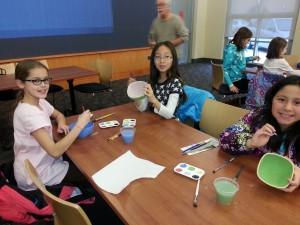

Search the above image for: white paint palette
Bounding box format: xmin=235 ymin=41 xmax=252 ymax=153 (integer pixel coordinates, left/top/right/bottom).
xmin=122 ymin=119 xmax=136 ymax=128
xmin=98 ymin=120 xmax=120 ymax=128
xmin=174 ymin=163 xmax=205 ymax=180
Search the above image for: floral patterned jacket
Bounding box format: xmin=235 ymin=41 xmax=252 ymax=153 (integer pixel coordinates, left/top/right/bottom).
xmin=219 ymin=110 xmax=299 ymax=166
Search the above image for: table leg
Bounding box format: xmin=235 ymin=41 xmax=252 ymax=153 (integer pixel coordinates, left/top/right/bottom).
xmin=67 ymin=79 xmax=77 ymax=114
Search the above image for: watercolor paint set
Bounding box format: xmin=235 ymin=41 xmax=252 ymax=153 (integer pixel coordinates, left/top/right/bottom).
xmin=122 ymin=119 xmax=136 ymax=128
xmin=98 ymin=120 xmax=120 ymax=128
xmin=174 ymin=163 xmax=205 ymax=180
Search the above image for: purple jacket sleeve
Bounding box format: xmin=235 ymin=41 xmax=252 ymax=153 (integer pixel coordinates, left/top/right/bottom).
xmin=219 ymin=111 xmax=256 ymax=154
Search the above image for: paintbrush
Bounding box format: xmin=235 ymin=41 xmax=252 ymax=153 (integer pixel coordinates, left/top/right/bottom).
xmin=212 ymin=157 xmax=237 ymax=173
xmin=107 ymin=132 xmax=121 ymax=141
xmin=193 ymin=178 xmax=201 ymax=207
xmin=92 ymin=112 xmax=115 ymax=122
xmin=233 ymin=165 xmax=245 ymax=182
xmin=182 ymin=138 xmax=213 ymax=155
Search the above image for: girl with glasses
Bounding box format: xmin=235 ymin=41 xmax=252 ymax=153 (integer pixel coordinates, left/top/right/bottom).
xmin=145 ymin=41 xmax=186 ymax=119
xmin=130 ymin=41 xmax=185 ymax=119
xmin=13 ymin=59 xmax=92 ymax=191
xmin=128 ymin=41 xmax=186 ymax=119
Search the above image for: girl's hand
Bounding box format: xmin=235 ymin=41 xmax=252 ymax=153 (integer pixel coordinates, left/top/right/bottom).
xmin=247 ymin=123 xmax=276 ymax=148
xmin=230 ymin=85 xmax=239 ymax=93
xmin=127 ymin=77 xmax=136 ymax=86
xmin=57 ymin=124 xmax=69 ymax=135
xmin=144 ymin=84 xmax=156 ymax=103
xmin=282 ymin=166 xmax=300 ymax=192
xmin=76 ymin=110 xmax=92 ymax=130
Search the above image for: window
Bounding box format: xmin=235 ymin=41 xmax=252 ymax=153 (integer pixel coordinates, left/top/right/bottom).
xmin=225 ymin=0 xmax=300 ymax=62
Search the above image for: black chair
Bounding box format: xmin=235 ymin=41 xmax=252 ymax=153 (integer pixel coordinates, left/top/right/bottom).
xmin=74 ymin=58 xmax=112 ymax=111
xmin=38 ymin=60 xmax=64 ymax=108
xmin=48 ymin=84 xmax=64 ymax=107
xmin=74 ymin=58 xmax=112 ymax=94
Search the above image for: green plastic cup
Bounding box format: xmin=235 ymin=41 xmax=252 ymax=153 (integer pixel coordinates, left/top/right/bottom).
xmin=213 ymin=177 xmax=239 ymax=205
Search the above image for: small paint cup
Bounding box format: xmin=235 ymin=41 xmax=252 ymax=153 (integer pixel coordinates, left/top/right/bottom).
xmin=134 ymin=96 xmax=148 ymax=112
xmin=127 ymin=81 xmax=148 ymax=112
xmin=213 ymin=177 xmax=239 ymax=205
xmin=120 ymin=127 xmax=136 ymax=144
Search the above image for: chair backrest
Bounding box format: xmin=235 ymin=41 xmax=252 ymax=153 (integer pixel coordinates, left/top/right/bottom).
xmin=38 ymin=60 xmax=49 ymax=69
xmin=283 ymin=55 xmax=300 ymax=69
xmin=246 ymin=71 xmax=284 ymax=109
xmin=95 ymin=58 xmax=112 ymax=83
xmin=0 ymin=63 xmax=15 ymax=75
xmin=199 ymin=99 xmax=249 ymax=138
xmin=211 ymin=62 xmax=224 ymax=91
xmin=24 ymin=159 xmax=92 ymax=225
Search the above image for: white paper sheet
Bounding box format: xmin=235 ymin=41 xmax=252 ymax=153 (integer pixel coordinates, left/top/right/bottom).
xmin=92 ymin=150 xmax=165 ymax=194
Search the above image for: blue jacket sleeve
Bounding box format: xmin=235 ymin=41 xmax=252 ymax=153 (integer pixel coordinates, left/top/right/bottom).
xmin=223 ymin=45 xmax=234 ymax=87
xmin=175 ymin=86 xmax=215 ymax=123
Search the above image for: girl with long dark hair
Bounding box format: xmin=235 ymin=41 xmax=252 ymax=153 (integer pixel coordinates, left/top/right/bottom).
xmin=220 ymin=76 xmax=300 ymax=192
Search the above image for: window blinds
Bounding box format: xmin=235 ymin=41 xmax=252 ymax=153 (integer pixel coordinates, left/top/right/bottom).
xmin=226 ymin=0 xmax=300 ymax=39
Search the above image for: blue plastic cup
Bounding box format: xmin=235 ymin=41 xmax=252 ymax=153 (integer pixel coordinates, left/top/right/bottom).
xmin=120 ymin=127 xmax=136 ymax=144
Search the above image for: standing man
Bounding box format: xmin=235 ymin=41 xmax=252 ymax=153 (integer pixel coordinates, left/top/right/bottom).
xmin=148 ymin=0 xmax=189 ymax=58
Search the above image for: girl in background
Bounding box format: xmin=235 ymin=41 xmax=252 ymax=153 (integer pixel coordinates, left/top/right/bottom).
xmin=145 ymin=41 xmax=186 ymax=119
xmin=220 ymin=76 xmax=300 ymax=192
xmin=13 ymin=60 xmax=92 ymax=191
xmin=263 ymin=37 xmax=300 ymax=76
xmin=223 ymin=27 xmax=260 ymax=94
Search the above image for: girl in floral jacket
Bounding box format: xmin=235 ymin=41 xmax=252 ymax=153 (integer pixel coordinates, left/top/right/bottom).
xmin=220 ymin=76 xmax=300 ymax=192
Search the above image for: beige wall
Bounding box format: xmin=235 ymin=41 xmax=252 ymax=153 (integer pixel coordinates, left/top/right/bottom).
xmin=192 ymin=0 xmax=300 ymax=60
xmin=191 ymin=0 xmax=207 ymax=58
xmin=192 ymin=0 xmax=227 ymax=59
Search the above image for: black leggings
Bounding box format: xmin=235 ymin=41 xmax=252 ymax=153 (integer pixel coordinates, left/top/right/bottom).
xmin=61 ymin=155 xmax=92 ymax=191
xmin=233 ymin=78 xmax=249 ymax=93
xmin=219 ymin=78 xmax=249 ymax=95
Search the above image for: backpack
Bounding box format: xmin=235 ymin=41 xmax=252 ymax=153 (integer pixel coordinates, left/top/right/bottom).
xmin=0 ymin=164 xmax=95 ymax=224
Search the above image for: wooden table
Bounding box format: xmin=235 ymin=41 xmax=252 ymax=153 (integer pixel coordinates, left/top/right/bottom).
xmin=0 ymin=66 xmax=98 ymax=114
xmin=66 ymin=103 xmax=300 ymax=225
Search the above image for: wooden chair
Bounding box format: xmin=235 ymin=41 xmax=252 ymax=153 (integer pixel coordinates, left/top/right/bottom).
xmin=0 ymin=63 xmax=18 ymax=101
xmin=0 ymin=63 xmax=15 ymax=75
xmin=283 ymin=55 xmax=300 ymax=69
xmin=211 ymin=61 xmax=224 ymax=91
xmin=24 ymin=159 xmax=92 ymax=225
xmin=199 ymin=99 xmax=249 ymax=138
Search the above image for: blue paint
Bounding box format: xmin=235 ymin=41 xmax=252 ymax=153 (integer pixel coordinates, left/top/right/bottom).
xmin=120 ymin=128 xmax=135 ymax=144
